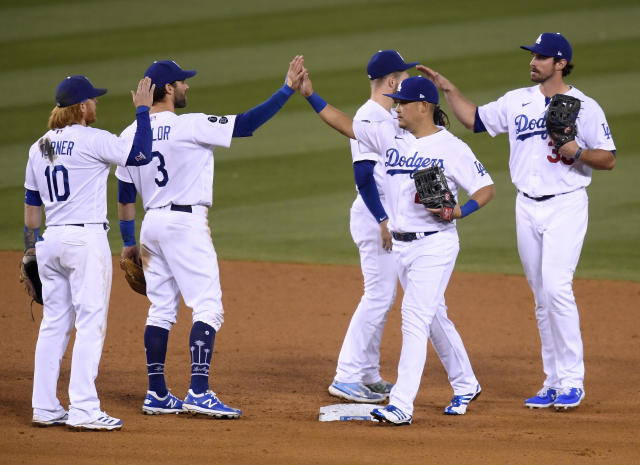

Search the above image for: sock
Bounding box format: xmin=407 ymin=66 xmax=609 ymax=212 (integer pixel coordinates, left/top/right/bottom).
xmin=189 ymin=321 xmax=216 ymax=394
xmin=144 ymin=325 xmax=169 ymax=397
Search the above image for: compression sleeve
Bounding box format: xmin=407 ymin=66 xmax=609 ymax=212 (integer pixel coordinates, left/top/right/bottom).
xmin=232 ymin=85 xmax=295 ymax=137
xmin=126 ymin=106 xmax=153 ymax=166
xmin=354 ymin=160 xmax=388 ymax=223
xmin=473 ymin=107 xmax=487 ymax=133
xmin=118 ymin=180 xmax=137 ymax=204
xmin=25 ymin=189 xmax=43 ymax=206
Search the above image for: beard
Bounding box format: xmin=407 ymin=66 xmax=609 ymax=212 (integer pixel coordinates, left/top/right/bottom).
xmin=530 ymin=68 xmax=553 ymax=84
xmin=174 ymin=93 xmax=187 ymax=108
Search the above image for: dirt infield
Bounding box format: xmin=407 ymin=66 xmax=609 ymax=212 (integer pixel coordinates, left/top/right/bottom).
xmin=1 ymin=250 xmax=638 ymax=464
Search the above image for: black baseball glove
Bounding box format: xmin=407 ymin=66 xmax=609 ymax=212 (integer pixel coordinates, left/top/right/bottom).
xmin=545 ymin=94 xmax=581 ymax=150
xmin=20 ymin=253 xmax=43 ymax=305
xmin=414 ymin=166 xmax=456 ymax=221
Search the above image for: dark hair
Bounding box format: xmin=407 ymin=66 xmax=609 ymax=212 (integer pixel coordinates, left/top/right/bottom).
xmin=554 ymin=57 xmax=574 ymax=77
xmin=153 ymin=82 xmax=175 ymax=104
xmin=433 ymin=105 xmax=450 ymax=129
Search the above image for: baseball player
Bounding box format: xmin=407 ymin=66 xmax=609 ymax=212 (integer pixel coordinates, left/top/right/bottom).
xmin=329 ymin=51 xmax=484 ymax=416
xmin=421 ymin=33 xmax=616 ymax=410
xmin=116 ymin=57 xmax=306 ymax=418
xmin=300 ymin=73 xmax=495 ymax=425
xmin=26 ymin=75 xmax=155 ymax=430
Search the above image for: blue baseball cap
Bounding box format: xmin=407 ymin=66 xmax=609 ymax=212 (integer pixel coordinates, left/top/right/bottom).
xmin=521 ymin=32 xmax=572 ymax=62
xmin=145 ymin=60 xmax=197 ymax=87
xmin=383 ymin=76 xmax=439 ymax=104
xmin=367 ymin=50 xmax=418 ymax=80
xmin=55 ymin=75 xmax=107 ymax=108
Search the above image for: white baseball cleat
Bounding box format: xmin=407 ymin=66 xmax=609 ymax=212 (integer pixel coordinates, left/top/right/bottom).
xmin=371 ymin=404 xmax=412 ymax=426
xmin=68 ymin=412 xmax=123 ymax=431
xmin=444 ymin=384 xmax=482 ymax=415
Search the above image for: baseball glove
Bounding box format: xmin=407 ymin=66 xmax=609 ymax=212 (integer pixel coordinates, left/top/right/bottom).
xmin=20 ymin=253 xmax=43 ymax=305
xmin=545 ymin=94 xmax=581 ymax=150
xmin=119 ymin=257 xmax=146 ymax=295
xmin=414 ymin=166 xmax=456 ymax=221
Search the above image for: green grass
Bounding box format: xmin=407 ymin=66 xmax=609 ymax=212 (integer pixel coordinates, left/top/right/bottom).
xmin=2 ymin=0 xmax=639 ymax=281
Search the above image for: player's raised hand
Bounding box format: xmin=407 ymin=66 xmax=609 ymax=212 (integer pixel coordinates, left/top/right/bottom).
xmin=131 ymin=77 xmax=155 ymax=108
xmin=286 ymin=55 xmax=306 ymax=91
xmin=300 ymin=72 xmax=314 ymax=98
xmin=417 ymin=65 xmax=455 ymax=92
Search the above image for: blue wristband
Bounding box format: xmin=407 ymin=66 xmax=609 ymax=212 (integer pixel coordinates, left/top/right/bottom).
xmin=460 ymin=199 xmax=479 ymax=218
xmin=120 ymin=219 xmax=136 ymax=246
xmin=306 ymin=92 xmax=327 ymax=113
xmin=574 ymin=147 xmax=583 ymax=160
xmin=136 ymin=105 xmax=149 ymax=114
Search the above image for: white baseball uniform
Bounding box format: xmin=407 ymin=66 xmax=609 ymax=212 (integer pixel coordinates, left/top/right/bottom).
xmin=115 ymin=111 xmax=236 ymax=332
xmin=336 ymin=100 xmax=481 ymax=396
xmin=26 ymin=124 xmax=135 ymax=426
xmin=478 ymin=85 xmax=615 ymax=390
xmin=352 ymin=120 xmax=493 ymax=415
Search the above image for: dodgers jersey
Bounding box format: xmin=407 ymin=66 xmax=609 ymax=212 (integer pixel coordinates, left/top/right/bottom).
xmin=353 ymin=121 xmax=493 ymax=233
xmin=351 ymin=100 xmax=415 ymax=200
xmin=24 ymin=124 xmax=132 ymax=225
xmin=115 ymin=111 xmax=236 ymax=209
xmin=478 ymin=85 xmax=615 ymax=196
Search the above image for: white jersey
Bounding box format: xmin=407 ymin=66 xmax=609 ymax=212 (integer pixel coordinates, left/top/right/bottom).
xmin=478 ymin=85 xmax=615 ymax=196
xmin=351 ymin=100 xmax=415 ymax=199
xmin=24 ymin=124 xmax=132 ymax=226
xmin=353 ymin=121 xmax=493 ymax=233
xmin=115 ymin=111 xmax=236 ymax=209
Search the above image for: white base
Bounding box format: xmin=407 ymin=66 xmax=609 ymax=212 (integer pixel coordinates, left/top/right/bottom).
xmin=318 ymin=403 xmax=381 ymax=422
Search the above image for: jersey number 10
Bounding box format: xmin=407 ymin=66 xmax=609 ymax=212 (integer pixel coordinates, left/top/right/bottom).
xmin=44 ymin=165 xmax=70 ymax=201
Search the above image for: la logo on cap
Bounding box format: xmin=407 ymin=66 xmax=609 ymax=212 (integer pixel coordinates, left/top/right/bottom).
xmin=419 ymin=93 xmax=425 ymax=98
xmin=397 ymin=81 xmax=403 ymax=92
xmin=536 ymin=34 xmax=542 ymax=44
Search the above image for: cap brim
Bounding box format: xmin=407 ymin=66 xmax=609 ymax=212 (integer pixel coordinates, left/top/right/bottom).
xmin=401 ymin=61 xmax=419 ymax=70
xmin=520 ymin=45 xmax=553 ymax=57
xmin=90 ymin=88 xmax=108 ymax=98
xmin=182 ymin=70 xmax=197 ymax=80
xmin=383 ymin=92 xmax=417 ymax=101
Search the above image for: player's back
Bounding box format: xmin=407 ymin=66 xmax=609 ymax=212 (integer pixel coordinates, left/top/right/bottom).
xmin=116 ymin=111 xmax=235 ymax=210
xmin=25 ymin=125 xmax=128 ymax=226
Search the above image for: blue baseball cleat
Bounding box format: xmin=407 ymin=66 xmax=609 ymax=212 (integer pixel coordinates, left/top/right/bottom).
xmin=554 ymin=387 xmax=585 ymax=410
xmin=328 ymin=381 xmax=386 ymax=403
xmin=182 ymin=390 xmax=241 ymax=419
xmin=525 ymin=387 xmax=558 ymax=409
xmin=142 ymin=390 xmax=184 ymax=415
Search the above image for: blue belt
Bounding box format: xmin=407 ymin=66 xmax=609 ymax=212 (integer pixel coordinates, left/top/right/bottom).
xmin=392 ymin=231 xmax=438 ymax=242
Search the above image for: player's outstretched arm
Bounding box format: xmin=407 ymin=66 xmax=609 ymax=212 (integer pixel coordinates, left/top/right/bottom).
xmin=231 ymin=55 xmax=306 ymax=138
xmin=417 ymin=65 xmax=477 ymax=131
xmin=299 ymin=72 xmax=356 ymax=139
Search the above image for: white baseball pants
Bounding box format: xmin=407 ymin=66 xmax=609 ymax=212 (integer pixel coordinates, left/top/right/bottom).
xmin=32 ymin=224 xmax=112 ymax=425
xmin=388 ymin=229 xmax=463 ymax=415
xmin=140 ymin=207 xmax=224 ymax=332
xmin=516 ymin=188 xmax=588 ymax=389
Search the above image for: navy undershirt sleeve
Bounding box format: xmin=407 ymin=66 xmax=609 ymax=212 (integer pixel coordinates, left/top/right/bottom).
xmin=473 ymin=107 xmax=487 ymax=133
xmin=354 ymin=160 xmax=388 ymax=223
xmin=25 ymin=189 xmax=42 ymax=206
xmin=118 ymin=180 xmax=137 ymax=204
xmin=232 ymin=84 xmax=294 ymax=137
xmin=126 ymin=106 xmax=153 ymax=166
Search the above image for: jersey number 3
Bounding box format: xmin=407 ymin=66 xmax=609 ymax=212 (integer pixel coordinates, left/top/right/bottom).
xmin=152 ymin=151 xmax=169 ymax=187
